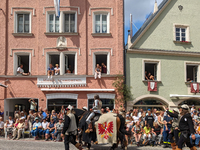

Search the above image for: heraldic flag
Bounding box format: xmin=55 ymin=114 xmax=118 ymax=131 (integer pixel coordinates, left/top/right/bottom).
xmin=54 ymin=0 xmax=60 ymax=17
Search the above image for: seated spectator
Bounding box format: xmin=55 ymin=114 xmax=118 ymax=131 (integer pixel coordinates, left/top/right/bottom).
xmin=145 ymin=71 xmax=149 ymax=80
xmin=142 ymin=123 xmax=151 ymax=146
xmin=54 ymin=64 xmax=60 ymax=75
xmin=132 ymin=121 xmax=142 ymax=146
xmin=101 ymin=63 xmax=107 ymax=73
xmin=12 ymin=118 xmax=25 ymax=140
xmin=4 ymin=119 xmax=13 ymax=136
xmin=47 ymin=63 xmax=54 ymax=78
xmin=132 ymin=112 xmax=139 ymax=124
xmin=51 ymin=110 xmax=57 ymax=123
xmin=24 ymin=120 xmax=29 ymax=131
xmin=54 ymin=118 xmax=64 ymax=142
xmin=94 ymin=64 xmax=101 ymax=79
xmin=31 ymin=117 xmax=42 ymax=140
xmin=190 ymin=121 xmax=200 ymax=147
xmin=0 ymin=117 xmax=4 ymax=136
xmin=20 ymin=111 xmax=26 ymax=120
xmin=38 ymin=111 xmax=44 ymax=122
xmin=27 ymin=110 xmax=34 ymax=131
xmin=41 ymin=118 xmax=48 ymax=139
xmin=193 ymin=111 xmax=199 ymax=125
xmin=45 ymin=119 xmax=56 ymax=141
xmin=8 ymin=116 xmax=14 ymax=126
xmin=152 ymin=122 xmax=162 ymax=146
xmin=17 ymin=64 xmax=30 ymax=76
xmin=147 ymin=73 xmax=154 ymax=80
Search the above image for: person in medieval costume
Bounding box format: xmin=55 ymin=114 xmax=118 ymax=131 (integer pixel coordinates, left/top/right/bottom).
xmin=86 ymin=94 xmax=102 ymax=124
xmin=163 ymin=106 xmax=180 ymax=150
xmin=175 ymin=104 xmax=196 ymax=150
xmin=61 ymin=105 xmax=82 ymax=150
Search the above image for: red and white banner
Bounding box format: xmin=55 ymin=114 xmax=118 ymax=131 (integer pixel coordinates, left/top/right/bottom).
xmin=148 ymin=81 xmax=157 ymax=92
xmin=191 ymin=83 xmax=199 ymax=93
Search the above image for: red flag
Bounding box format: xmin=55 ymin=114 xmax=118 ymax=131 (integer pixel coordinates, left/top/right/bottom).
xmin=191 ymin=83 xmax=199 ymax=93
xmin=148 ymin=81 xmax=157 ymax=92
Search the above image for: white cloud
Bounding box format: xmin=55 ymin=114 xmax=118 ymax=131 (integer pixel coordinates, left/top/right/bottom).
xmin=125 ymin=0 xmax=163 ymax=27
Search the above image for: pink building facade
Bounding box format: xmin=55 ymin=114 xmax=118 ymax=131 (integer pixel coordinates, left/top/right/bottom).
xmin=0 ymin=0 xmax=124 ymax=119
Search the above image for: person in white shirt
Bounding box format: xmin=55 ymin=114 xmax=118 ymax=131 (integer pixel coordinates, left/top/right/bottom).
xmin=132 ymin=112 xmax=139 ymax=123
xmin=17 ymin=64 xmax=30 ymax=76
xmin=40 ymin=119 xmax=48 ymax=139
xmin=0 ymin=117 xmax=4 ymax=136
xmin=8 ymin=116 xmax=14 ymax=126
xmin=54 ymin=64 xmax=60 ymax=76
xmin=29 ymin=99 xmax=37 ymax=112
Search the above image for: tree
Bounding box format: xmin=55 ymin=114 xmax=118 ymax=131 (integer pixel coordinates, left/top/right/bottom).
xmin=112 ymin=74 xmax=133 ymax=107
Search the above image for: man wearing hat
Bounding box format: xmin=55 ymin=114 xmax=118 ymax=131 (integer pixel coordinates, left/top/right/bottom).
xmin=163 ymin=106 xmax=180 ymax=150
xmin=31 ymin=117 xmax=42 ymax=140
xmin=61 ymin=105 xmax=82 ymax=150
xmin=86 ymin=94 xmax=102 ymax=124
xmin=165 ymin=104 xmax=196 ymax=150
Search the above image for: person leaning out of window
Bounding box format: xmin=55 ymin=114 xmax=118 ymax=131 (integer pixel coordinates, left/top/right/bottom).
xmin=94 ymin=64 xmax=101 ymax=79
xmin=17 ymin=64 xmax=30 ymax=76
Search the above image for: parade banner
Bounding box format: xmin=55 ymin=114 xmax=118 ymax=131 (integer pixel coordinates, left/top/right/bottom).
xmin=148 ymin=81 xmax=157 ymax=92
xmin=191 ymin=83 xmax=199 ymax=93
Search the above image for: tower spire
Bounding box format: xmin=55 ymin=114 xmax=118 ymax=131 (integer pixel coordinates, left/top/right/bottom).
xmin=153 ymin=0 xmax=158 ymax=14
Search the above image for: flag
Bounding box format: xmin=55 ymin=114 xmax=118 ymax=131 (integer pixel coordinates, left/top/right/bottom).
xmin=148 ymin=81 xmax=157 ymax=92
xmin=191 ymin=83 xmax=199 ymax=93
xmin=54 ymin=0 xmax=60 ymax=17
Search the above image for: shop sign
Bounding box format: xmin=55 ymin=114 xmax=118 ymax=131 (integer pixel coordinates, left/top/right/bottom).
xmin=37 ymin=77 xmax=86 ymax=88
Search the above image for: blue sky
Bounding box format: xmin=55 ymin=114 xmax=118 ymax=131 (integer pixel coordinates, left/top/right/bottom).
xmin=124 ymin=0 xmax=163 ymax=44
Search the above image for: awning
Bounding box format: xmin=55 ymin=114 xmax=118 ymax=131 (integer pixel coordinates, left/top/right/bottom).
xmin=41 ymin=89 xmax=115 ymax=92
xmin=170 ymin=94 xmax=200 ymax=98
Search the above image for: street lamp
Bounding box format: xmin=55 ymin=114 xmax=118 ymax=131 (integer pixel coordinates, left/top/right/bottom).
xmin=0 ymin=83 xmax=7 ymax=88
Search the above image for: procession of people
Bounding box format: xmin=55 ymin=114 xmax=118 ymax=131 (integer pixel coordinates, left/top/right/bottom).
xmin=0 ymin=95 xmax=199 ymax=150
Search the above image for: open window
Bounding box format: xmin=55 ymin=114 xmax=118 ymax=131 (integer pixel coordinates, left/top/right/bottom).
xmin=144 ymin=63 xmax=157 ymax=81
xmin=186 ymin=65 xmax=197 ymax=82
xmin=49 ymin=54 xmax=60 ymax=68
xmin=65 ymin=54 xmax=75 ymax=74
xmin=17 ymin=55 xmax=29 ymax=73
xmin=95 ymin=54 xmax=107 ymax=74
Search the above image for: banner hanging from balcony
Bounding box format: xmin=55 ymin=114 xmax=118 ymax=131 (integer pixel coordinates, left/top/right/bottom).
xmin=191 ymin=83 xmax=199 ymax=93
xmin=54 ymin=0 xmax=60 ymax=17
xmin=37 ymin=77 xmax=86 ymax=88
xmin=148 ymin=81 xmax=157 ymax=92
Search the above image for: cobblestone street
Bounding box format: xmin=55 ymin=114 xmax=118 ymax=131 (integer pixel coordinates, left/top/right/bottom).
xmin=0 ymin=138 xmax=198 ymax=150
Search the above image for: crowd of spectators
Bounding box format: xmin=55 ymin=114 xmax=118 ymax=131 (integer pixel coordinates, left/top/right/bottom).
xmin=124 ymin=105 xmax=200 ymax=148
xmin=0 ymin=100 xmax=65 ymax=142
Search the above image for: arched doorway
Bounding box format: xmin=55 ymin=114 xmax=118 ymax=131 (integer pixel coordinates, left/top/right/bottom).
xmin=133 ymin=98 xmax=167 ymax=111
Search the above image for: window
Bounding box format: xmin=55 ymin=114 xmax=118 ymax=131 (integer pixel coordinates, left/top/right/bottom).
xmin=14 ymin=52 xmax=31 ymax=75
xmin=173 ymin=24 xmax=190 ymax=42
xmin=48 ymin=99 xmax=77 ymax=113
xmin=144 ymin=63 xmax=157 ymax=81
xmin=143 ymin=60 xmax=161 ymax=81
xmin=49 ymin=54 xmax=60 ymax=67
xmin=93 ymin=13 xmax=109 ymax=33
xmin=16 ymin=14 xmax=30 ymax=33
xmin=175 ymin=28 xmax=186 ymax=41
xmin=48 ymin=14 xmax=60 ymax=32
xmin=186 ymin=65 xmax=198 ymax=82
xmin=46 ymin=52 xmax=77 ymax=75
xmin=88 ymin=99 xmax=114 ymax=110
xmin=64 ymin=13 xmax=75 ymax=32
xmin=65 ymin=54 xmax=75 ymax=74
xmin=17 ymin=56 xmax=29 ymax=73
xmin=95 ymin=55 xmax=107 ymax=74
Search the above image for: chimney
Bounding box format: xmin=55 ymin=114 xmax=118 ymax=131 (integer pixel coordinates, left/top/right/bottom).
xmin=153 ymin=0 xmax=158 ymax=14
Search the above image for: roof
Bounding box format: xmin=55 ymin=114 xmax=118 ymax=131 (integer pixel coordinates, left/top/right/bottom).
xmin=131 ymin=0 xmax=170 ymax=44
